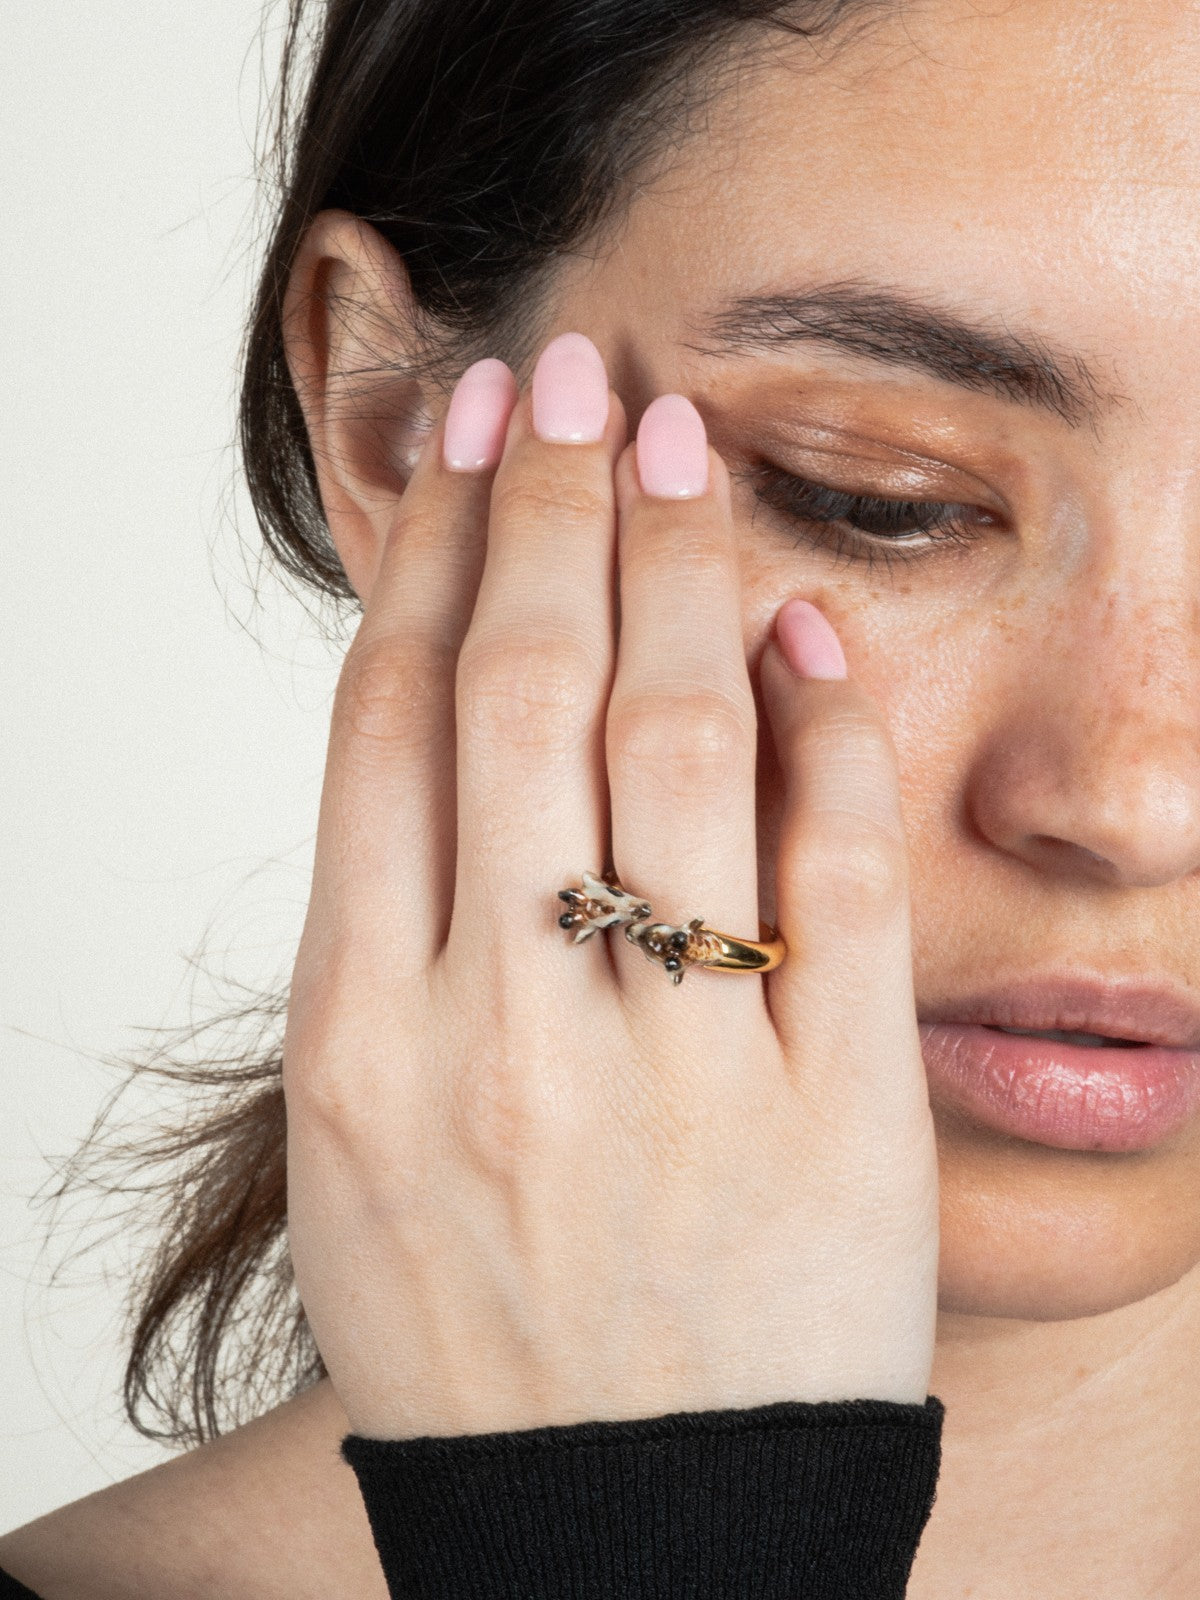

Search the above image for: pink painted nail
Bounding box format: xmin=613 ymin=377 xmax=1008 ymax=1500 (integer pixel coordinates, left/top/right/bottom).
xmin=442 ymin=358 xmax=518 ymax=471
xmin=775 ymin=599 xmax=847 ymax=680
xmin=636 ymin=393 xmax=709 ymax=498
xmin=531 ymin=332 xmax=610 ymax=443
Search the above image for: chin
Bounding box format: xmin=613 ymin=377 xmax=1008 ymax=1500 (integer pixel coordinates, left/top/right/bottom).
xmin=931 ymin=1104 xmax=1200 ymax=1322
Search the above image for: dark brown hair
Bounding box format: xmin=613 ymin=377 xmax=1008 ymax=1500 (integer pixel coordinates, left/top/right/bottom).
xmin=72 ymin=0 xmax=884 ymax=1447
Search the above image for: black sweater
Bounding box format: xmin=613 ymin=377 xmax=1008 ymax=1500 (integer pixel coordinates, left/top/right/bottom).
xmin=0 ymin=1393 xmax=944 ymax=1598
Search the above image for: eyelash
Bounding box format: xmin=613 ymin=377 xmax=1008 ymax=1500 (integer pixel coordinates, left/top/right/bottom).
xmin=750 ymin=464 xmax=996 ymax=571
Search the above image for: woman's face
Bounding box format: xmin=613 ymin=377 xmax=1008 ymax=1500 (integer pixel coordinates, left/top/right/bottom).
xmin=539 ymin=0 xmax=1200 ymax=1326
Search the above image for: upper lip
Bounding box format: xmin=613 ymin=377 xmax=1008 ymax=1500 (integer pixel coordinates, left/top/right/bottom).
xmin=918 ymin=975 xmax=1200 ymax=1050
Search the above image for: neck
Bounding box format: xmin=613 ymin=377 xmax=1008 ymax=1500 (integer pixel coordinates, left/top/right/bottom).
xmin=0 ymin=1380 xmax=387 ymax=1600
xmin=909 ymin=1265 xmax=1200 ymax=1597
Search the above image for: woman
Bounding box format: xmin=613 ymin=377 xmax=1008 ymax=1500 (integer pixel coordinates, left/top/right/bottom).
xmin=5 ymin=0 xmax=1200 ymax=1592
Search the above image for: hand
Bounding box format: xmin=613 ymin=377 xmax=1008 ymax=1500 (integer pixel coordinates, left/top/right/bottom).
xmin=282 ymin=332 xmax=940 ymax=1441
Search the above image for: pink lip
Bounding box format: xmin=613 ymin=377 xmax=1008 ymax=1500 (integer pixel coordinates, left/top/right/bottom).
xmin=919 ymin=1023 xmax=1200 ymax=1151
xmin=918 ymin=975 xmax=1200 ymax=1051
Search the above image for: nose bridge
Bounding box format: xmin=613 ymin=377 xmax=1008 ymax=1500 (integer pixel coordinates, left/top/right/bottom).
xmin=964 ymin=293 xmax=1200 ymax=886
xmin=1074 ymin=566 xmax=1200 ymax=716
xmin=1055 ymin=398 xmax=1200 ymax=684
xmin=1081 ymin=446 xmax=1200 ymax=676
xmin=970 ymin=526 xmax=1200 ymax=888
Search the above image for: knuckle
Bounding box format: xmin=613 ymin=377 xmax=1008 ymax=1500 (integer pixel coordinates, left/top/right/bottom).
xmin=284 ymin=1049 xmax=358 ymax=1139
xmin=794 ymin=694 xmax=899 ymax=782
xmin=624 ymin=524 xmax=730 ymax=585
xmin=794 ymin=825 xmax=909 ymax=923
xmin=389 ymin=504 xmax=445 ymax=555
xmin=609 ymin=689 xmax=754 ymax=798
xmin=823 ymin=702 xmax=897 ymax=765
xmin=448 ymin=1077 xmax=529 ymax=1173
xmin=447 ymin=1051 xmax=582 ymax=1177
xmin=282 ymin=1006 xmax=369 ymax=1145
xmin=337 ymin=637 xmax=444 ymax=752
xmin=281 ymin=953 xmax=373 ymax=1137
xmin=457 ymin=632 xmax=599 ymax=751
xmin=491 ymin=474 xmax=610 ymax=533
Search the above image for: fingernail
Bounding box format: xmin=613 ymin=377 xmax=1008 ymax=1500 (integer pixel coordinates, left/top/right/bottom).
xmin=531 ymin=332 xmax=610 ymax=443
xmin=442 ymin=358 xmax=518 ymax=471
xmin=775 ymin=599 xmax=847 ymax=680
xmin=636 ymin=394 xmax=709 ymax=498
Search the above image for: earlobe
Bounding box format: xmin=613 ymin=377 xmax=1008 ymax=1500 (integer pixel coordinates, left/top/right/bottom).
xmin=281 ymin=208 xmax=431 ymax=604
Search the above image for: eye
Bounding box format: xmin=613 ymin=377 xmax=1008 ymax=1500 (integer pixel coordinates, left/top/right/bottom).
xmin=750 ymin=464 xmax=1000 ymax=568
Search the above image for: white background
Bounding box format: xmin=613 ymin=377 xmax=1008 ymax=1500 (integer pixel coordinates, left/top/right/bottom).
xmin=2 ymin=1 xmax=348 ymax=1529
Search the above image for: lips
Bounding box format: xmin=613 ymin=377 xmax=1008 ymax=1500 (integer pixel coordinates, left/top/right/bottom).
xmin=917 ymin=976 xmax=1200 ymax=1152
xmin=918 ymin=1025 xmax=1200 ymax=1151
xmin=989 ymin=1025 xmax=1142 ymax=1048
xmin=918 ymin=975 xmax=1200 ymax=1051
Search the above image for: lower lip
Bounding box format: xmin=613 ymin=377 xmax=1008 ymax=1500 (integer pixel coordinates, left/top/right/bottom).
xmin=918 ymin=1023 xmax=1200 ymax=1152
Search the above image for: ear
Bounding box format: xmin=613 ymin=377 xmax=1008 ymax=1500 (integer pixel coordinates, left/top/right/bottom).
xmin=282 ymin=209 xmax=433 ymax=604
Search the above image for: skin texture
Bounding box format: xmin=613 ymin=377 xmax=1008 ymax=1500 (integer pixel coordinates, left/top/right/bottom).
xmin=0 ymin=1381 xmax=387 ymax=1600
xmin=6 ymin=0 xmax=1200 ymax=1594
xmin=274 ymin=345 xmax=941 ymax=1449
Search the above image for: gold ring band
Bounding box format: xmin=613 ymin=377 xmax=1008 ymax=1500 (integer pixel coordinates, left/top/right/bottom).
xmin=556 ymin=871 xmax=786 ymax=986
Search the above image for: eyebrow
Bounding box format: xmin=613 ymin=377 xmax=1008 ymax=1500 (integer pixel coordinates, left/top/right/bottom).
xmin=689 ymin=280 xmax=1120 ymax=428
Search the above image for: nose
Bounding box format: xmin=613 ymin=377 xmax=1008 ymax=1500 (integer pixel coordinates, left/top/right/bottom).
xmin=966 ymin=581 xmax=1200 ymax=889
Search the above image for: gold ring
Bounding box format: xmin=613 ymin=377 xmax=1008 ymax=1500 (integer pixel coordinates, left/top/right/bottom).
xmin=556 ymin=871 xmax=786 ymax=986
